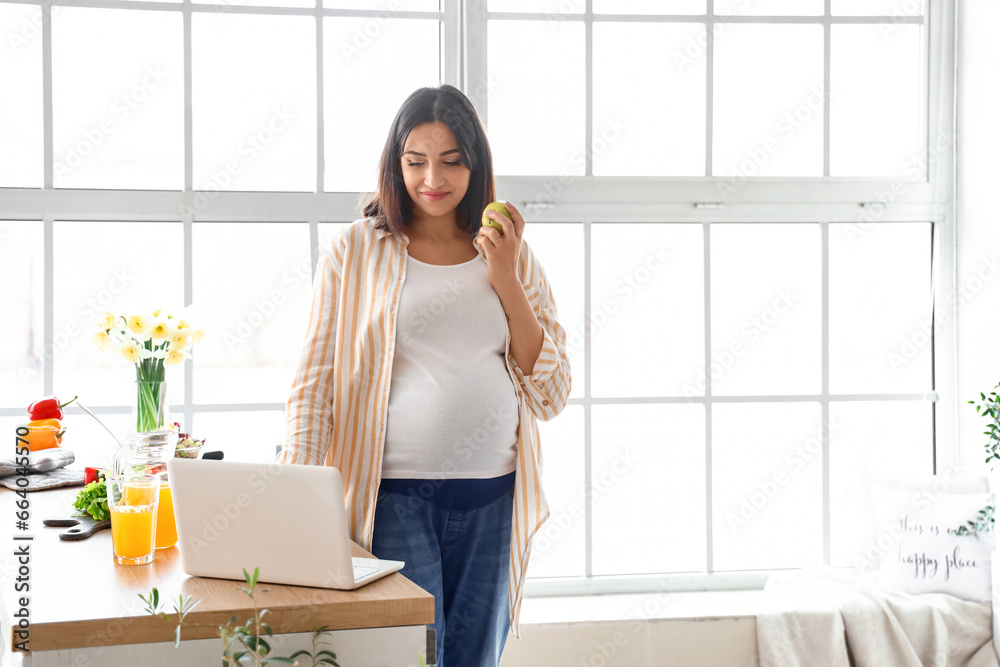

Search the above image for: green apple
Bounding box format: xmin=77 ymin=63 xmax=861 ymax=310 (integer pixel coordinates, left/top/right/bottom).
xmin=481 ymin=202 xmax=510 ymax=236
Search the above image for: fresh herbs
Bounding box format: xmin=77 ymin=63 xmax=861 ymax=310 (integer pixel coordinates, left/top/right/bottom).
xmin=141 ymin=567 xmax=340 ymax=666
xmin=72 ymin=479 xmax=109 ymax=521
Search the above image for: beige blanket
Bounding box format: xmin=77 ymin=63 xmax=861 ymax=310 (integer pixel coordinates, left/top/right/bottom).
xmin=757 ymin=567 xmax=999 ymax=667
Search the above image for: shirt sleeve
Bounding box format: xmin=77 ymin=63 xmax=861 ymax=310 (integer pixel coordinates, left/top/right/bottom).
xmin=509 ymin=242 xmax=572 ymax=422
xmin=276 ymin=241 xmax=344 ymax=465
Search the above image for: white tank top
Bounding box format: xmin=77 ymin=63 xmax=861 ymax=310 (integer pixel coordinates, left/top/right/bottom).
xmin=381 ymin=251 xmax=520 ymax=479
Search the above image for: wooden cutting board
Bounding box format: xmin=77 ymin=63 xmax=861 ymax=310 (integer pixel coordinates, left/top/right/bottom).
xmin=43 ymin=513 xmax=111 ymax=541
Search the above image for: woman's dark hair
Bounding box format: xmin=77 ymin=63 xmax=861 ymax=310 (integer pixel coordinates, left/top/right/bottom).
xmin=361 ymin=84 xmax=496 ymax=238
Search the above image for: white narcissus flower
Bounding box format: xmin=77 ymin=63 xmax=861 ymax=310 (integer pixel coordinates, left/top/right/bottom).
xmin=99 ymin=312 xmax=116 ymax=330
xmin=171 ymin=331 xmax=191 ymax=351
xmin=93 ymin=331 xmax=110 ymax=349
xmin=139 ymin=346 xmax=154 ymax=360
xmin=127 ymin=315 xmax=148 ymax=336
xmin=192 ymin=329 xmax=206 ymax=344
xmin=176 ymin=319 xmax=190 ymax=330
xmin=152 ymin=308 xmax=163 ymax=317
xmin=150 ymin=319 xmax=170 ymax=340
xmin=164 ymin=349 xmax=189 ymax=366
xmin=121 ymin=343 xmax=141 ymax=363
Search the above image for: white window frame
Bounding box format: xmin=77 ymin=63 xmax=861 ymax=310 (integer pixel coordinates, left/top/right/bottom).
xmin=0 ymin=0 xmax=956 ymax=597
xmin=464 ymin=0 xmax=956 ymax=596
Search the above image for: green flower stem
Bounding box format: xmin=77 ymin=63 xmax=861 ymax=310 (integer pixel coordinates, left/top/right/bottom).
xmin=136 ymin=339 xmax=168 ymax=432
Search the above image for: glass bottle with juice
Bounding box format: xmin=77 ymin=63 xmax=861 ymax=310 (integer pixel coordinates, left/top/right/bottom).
xmin=122 ymin=430 xmax=178 ymax=549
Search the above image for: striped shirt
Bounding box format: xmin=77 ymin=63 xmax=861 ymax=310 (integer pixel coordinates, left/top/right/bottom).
xmin=276 ymin=216 xmax=572 ymax=638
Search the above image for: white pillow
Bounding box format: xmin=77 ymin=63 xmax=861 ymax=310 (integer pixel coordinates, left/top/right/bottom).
xmin=851 ymin=469 xmax=990 ymax=571
xmin=868 ymin=483 xmax=994 ymax=602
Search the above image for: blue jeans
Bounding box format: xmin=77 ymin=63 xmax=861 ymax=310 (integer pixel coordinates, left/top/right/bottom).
xmin=371 ymin=474 xmax=515 ymax=667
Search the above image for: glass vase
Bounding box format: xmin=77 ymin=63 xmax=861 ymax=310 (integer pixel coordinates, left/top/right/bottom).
xmin=134 ymin=380 xmax=167 ymax=433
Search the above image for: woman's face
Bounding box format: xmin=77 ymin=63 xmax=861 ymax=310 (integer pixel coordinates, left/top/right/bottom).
xmin=400 ymin=121 xmax=471 ymax=224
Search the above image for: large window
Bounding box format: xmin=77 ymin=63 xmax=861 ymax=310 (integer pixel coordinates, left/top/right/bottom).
xmin=0 ymin=0 xmax=953 ymax=594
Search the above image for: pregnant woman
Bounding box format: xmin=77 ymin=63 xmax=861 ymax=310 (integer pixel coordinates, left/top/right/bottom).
xmin=277 ymin=83 xmax=571 ymax=666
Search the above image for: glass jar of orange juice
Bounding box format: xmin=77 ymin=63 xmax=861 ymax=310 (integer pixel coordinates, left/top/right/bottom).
xmin=122 ymin=430 xmax=178 ymax=550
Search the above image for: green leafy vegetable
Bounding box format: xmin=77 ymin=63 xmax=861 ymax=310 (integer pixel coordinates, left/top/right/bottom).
xmin=73 ymin=480 xmax=109 ymax=521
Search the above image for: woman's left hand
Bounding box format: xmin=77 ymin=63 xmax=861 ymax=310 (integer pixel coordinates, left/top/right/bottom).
xmin=477 ymin=201 xmax=524 ymax=288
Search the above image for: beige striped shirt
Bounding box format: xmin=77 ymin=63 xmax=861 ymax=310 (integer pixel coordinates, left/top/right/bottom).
xmin=276 ymin=216 xmax=572 ymax=638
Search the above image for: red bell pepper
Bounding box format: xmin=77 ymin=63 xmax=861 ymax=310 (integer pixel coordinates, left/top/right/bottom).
xmin=27 ymin=395 xmax=77 ymax=421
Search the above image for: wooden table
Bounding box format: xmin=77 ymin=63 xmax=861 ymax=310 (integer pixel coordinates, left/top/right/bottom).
xmin=0 ymin=485 xmax=435 ymax=667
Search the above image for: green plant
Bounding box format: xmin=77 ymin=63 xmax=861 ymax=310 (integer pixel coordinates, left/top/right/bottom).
xmin=140 ymin=567 xmax=338 ymax=666
xmin=955 ymin=385 xmax=1000 ymax=538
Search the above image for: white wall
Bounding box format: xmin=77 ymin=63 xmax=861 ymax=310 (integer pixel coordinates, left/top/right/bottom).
xmin=957 ymin=0 xmax=1000 ymax=472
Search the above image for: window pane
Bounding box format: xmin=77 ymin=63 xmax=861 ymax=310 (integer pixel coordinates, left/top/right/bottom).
xmin=323 ymin=17 xmax=439 ymax=193
xmin=487 ymin=0 xmax=582 ymax=13
xmin=594 ymin=0 xmax=705 ymax=14
xmin=53 ymin=222 xmax=184 ymax=407
xmin=713 ymin=24 xmax=824 ymax=177
xmin=193 ymin=223 xmax=312 ymax=405
xmin=833 ymin=0 xmax=924 ymax=16
xmin=516 ymin=224 xmax=584 ymax=398
xmin=0 ymin=5 xmax=43 ymax=188
xmin=592 ymin=223 xmax=703 ymax=398
xmin=829 ymin=222 xmax=932 ymax=394
xmin=715 ymin=0 xmax=822 ymax=14
xmin=593 ymin=404 xmax=706 ymax=575
xmin=710 ymin=224 xmax=821 ymax=396
xmin=593 ymin=22 xmax=706 ymax=177
xmin=0 ymin=222 xmax=43 ymax=405
xmin=488 ymin=20 xmax=585 ymax=176
xmin=52 ymin=8 xmax=183 ymax=190
xmin=195 ymin=410 xmax=286 ymax=463
xmin=193 ymin=15 xmax=316 ymax=192
xmin=829 ymin=400 xmax=932 ymax=568
xmin=325 ymin=0 xmax=439 ymax=9
xmin=527 ymin=405 xmax=585 ymax=578
xmin=830 ymin=24 xmax=924 ymax=177
xmin=713 ymin=402 xmax=823 ymax=571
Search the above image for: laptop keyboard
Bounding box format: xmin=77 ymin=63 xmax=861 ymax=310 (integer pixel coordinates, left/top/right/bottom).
xmin=354 ymin=564 xmax=380 ymax=580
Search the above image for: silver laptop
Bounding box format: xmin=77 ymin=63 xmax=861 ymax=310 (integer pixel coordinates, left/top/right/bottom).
xmin=166 ymin=458 xmax=404 ymax=589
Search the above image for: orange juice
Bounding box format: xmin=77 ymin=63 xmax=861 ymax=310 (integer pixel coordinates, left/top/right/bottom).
xmin=121 ymin=483 xmax=157 ymax=505
xmin=111 ymin=506 xmax=157 ymax=564
xmin=154 ymin=483 xmax=177 ymax=549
